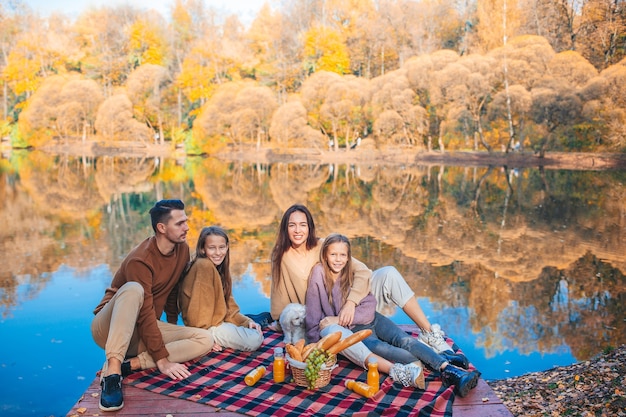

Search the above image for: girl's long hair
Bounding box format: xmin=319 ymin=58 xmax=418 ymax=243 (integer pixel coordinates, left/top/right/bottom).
xmin=319 ymin=233 xmax=354 ymax=307
xmin=195 ymin=226 xmax=232 ymax=302
xmin=271 ymin=204 xmax=318 ymax=288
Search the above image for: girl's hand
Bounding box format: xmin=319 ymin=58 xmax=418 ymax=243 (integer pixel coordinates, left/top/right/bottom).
xmin=212 ymin=343 xmax=224 ymax=352
xmin=338 ymin=301 xmax=356 ymax=326
xmin=319 ymin=316 xmax=339 ymax=329
xmin=249 ymin=321 xmax=262 ymax=334
xmin=268 ymin=320 xmax=281 ymax=332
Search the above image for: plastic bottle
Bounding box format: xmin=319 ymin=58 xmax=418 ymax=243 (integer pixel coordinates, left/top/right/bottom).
xmin=273 ymin=347 xmax=285 ymax=383
xmin=345 ymin=379 xmax=375 ymax=398
xmin=367 ymin=357 xmax=380 ymax=391
xmin=244 ymin=365 xmax=266 ymax=386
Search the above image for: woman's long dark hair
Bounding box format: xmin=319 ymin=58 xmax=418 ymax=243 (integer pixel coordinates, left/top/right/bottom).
xmin=319 ymin=233 xmax=354 ymax=306
xmin=270 ymin=204 xmax=318 ymax=288
xmin=195 ymin=226 xmax=232 ymax=302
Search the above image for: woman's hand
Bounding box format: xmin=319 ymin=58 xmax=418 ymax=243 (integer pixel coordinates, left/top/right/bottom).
xmin=338 ymin=301 xmax=356 ymax=327
xmin=319 ymin=316 xmax=339 ymax=330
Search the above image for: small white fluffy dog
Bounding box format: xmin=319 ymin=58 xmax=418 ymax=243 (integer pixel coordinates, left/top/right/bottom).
xmin=279 ymin=303 xmax=306 ymax=344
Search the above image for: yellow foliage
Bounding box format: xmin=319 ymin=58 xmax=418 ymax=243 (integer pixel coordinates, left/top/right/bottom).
xmin=177 ymin=47 xmax=218 ymax=103
xmin=129 ymin=19 xmax=167 ymax=66
xmin=303 ymin=26 xmax=351 ymax=75
xmin=3 ymin=45 xmax=44 ymax=96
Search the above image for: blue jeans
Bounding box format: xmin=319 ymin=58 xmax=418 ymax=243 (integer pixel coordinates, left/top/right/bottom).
xmin=352 ymin=312 xmax=447 ymax=371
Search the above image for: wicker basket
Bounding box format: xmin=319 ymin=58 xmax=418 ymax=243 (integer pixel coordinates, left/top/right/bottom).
xmin=286 ymin=353 xmax=337 ymax=389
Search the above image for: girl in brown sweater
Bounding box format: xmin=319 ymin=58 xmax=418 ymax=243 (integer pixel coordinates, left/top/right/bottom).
xmin=179 ymin=226 xmax=263 ymax=352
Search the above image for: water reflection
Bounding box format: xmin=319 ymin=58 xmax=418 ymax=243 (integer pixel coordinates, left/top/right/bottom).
xmin=1 ymin=150 xmax=624 ymax=365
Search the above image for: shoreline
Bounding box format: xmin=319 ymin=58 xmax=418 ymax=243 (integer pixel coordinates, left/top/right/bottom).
xmin=489 ymin=344 xmax=626 ymax=415
xmin=17 ymin=141 xmax=626 ymax=170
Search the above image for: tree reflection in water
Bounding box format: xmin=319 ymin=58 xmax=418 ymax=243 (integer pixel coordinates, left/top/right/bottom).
xmin=1 ymin=151 xmax=624 ymax=378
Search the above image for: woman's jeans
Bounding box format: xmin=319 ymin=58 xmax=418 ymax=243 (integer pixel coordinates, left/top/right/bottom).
xmin=353 ymin=312 xmax=447 ymax=371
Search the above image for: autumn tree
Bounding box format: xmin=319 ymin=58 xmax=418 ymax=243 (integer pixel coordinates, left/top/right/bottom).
xmin=168 ymin=0 xmax=210 ymax=125
xmin=370 ymin=69 xmax=428 ymax=148
xmin=246 ymin=4 xmax=291 ymax=95
xmin=472 ymin=0 xmax=524 ymax=52
xmin=319 ymin=75 xmax=370 ymax=150
xmin=3 ymin=11 xmax=75 ymax=116
xmin=192 ymin=82 xmax=277 ymax=151
xmin=520 ymin=0 xmax=576 ymax=52
xmin=302 ymin=25 xmax=351 ymax=75
xmin=530 ymin=78 xmax=583 ymax=152
xmin=576 ymin=0 xmax=626 ymax=70
xmin=128 ymin=15 xmax=168 ymax=67
xmin=269 ymin=100 xmax=326 ymax=148
xmin=94 ymin=94 xmax=152 ymax=142
xmin=587 ymin=59 xmax=626 ymax=150
xmin=125 ymin=64 xmax=170 ymax=143
xmin=0 ymin=1 xmax=26 ymax=120
xmin=230 ymin=85 xmax=278 ymax=150
xmin=73 ymin=6 xmax=141 ymax=95
xmin=18 ymin=74 xmax=103 ymax=144
xmin=442 ymin=53 xmax=499 ymax=151
xmin=176 ymin=14 xmax=249 ymax=117
xmin=406 ymin=50 xmax=461 ymax=151
xmin=487 ymin=84 xmax=532 ymax=150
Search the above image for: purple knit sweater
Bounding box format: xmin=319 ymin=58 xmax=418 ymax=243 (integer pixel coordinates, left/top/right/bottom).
xmin=305 ymin=263 xmax=376 ymax=342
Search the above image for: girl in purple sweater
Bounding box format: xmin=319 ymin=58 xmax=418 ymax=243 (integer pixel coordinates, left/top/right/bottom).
xmin=305 ymin=233 xmax=481 ymax=397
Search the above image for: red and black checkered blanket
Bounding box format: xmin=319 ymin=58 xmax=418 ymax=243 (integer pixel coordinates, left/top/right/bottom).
xmin=124 ymin=330 xmax=455 ymax=417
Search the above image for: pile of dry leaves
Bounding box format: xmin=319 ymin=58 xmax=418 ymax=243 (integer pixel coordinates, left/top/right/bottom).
xmin=489 ymin=345 xmax=626 ymax=416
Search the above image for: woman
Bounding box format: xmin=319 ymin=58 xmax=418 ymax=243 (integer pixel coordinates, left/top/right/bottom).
xmin=305 ymin=233 xmax=481 ymax=397
xmin=179 ymin=226 xmax=263 ymax=352
xmin=270 ymin=204 xmax=467 ymax=364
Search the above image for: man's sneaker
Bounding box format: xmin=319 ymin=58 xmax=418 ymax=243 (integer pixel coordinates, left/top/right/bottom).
xmin=418 ymin=324 xmax=453 ymax=353
xmin=99 ymin=374 xmax=124 ymax=411
xmin=121 ymin=360 xmax=134 ymax=377
xmin=389 ymin=362 xmax=425 ymax=389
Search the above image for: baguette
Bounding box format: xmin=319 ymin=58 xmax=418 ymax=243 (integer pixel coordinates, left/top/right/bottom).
xmin=301 ymin=343 xmax=317 ymax=361
xmin=316 ymin=331 xmax=342 ymax=351
xmin=285 ymin=343 xmax=303 ymax=361
xmin=326 ymin=329 xmax=373 ymax=355
xmin=294 ymin=338 xmax=305 ymax=356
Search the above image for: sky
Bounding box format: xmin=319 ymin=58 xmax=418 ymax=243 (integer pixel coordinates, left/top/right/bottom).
xmin=21 ymin=0 xmax=268 ymax=23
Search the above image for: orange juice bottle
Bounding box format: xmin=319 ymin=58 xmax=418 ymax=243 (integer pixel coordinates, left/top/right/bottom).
xmin=367 ymin=357 xmax=380 ymax=391
xmin=273 ymin=347 xmax=285 ymax=383
xmin=345 ymin=379 xmax=375 ymax=398
xmin=245 ymin=365 xmax=266 ymax=386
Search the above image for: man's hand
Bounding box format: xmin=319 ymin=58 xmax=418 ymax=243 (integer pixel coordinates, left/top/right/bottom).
xmin=338 ymin=301 xmax=356 ymax=326
xmin=156 ymin=358 xmax=191 ymax=380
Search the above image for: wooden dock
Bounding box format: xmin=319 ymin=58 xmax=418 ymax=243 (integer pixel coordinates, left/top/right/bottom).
xmin=68 ymin=324 xmax=513 ymax=417
xmin=67 ymin=374 xmax=512 ymax=416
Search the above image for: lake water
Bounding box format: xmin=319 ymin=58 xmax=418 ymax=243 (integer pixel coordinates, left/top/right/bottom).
xmin=1 ymin=150 xmax=624 ymax=417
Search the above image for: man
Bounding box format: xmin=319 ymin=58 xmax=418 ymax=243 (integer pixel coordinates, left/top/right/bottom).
xmin=91 ymin=199 xmax=214 ymax=411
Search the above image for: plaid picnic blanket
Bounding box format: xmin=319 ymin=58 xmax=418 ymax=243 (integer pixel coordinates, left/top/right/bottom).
xmin=124 ymin=330 xmax=455 ymax=417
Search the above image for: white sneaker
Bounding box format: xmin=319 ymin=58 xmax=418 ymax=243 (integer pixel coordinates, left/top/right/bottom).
xmin=389 ymin=362 xmax=425 ymax=389
xmin=407 ymin=361 xmax=425 ymax=389
xmin=389 ymin=363 xmax=412 ymax=387
xmin=418 ymin=324 xmax=453 ymax=354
